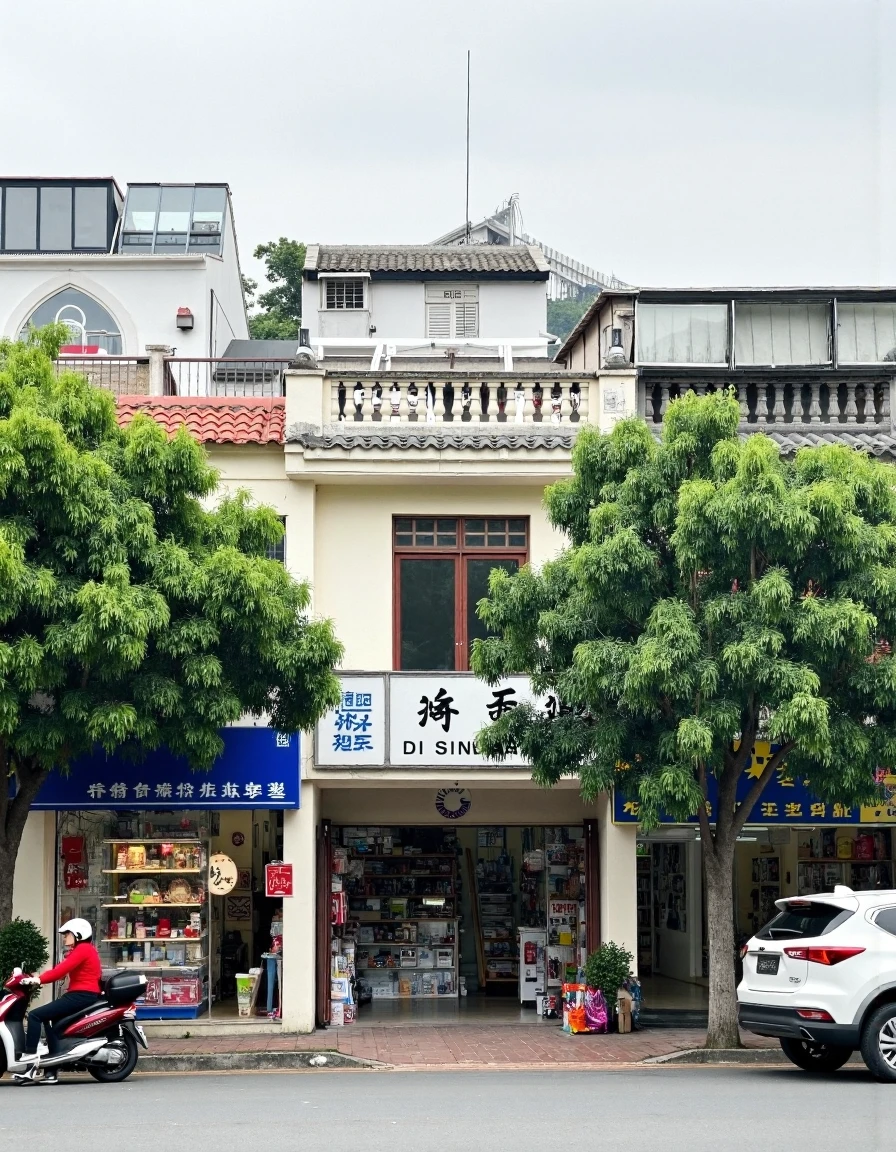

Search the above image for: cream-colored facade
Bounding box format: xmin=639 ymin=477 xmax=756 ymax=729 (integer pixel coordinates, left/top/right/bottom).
xmin=12 ymin=355 xmax=642 ymax=1033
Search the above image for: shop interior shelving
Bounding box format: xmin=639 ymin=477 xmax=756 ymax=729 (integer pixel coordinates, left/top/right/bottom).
xmin=342 ymin=839 xmax=460 ymax=1001
xmin=102 ymin=837 xmax=210 ymax=1019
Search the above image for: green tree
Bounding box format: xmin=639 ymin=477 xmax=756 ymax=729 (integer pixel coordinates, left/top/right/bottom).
xmin=245 ymin=238 xmax=306 ymax=340
xmin=0 ymin=325 xmax=343 ymax=926
xmin=547 ymin=289 xmax=598 ymax=344
xmin=472 ymin=391 xmax=896 ymax=1048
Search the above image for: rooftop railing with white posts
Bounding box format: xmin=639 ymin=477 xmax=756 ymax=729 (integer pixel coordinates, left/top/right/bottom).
xmin=329 ymin=374 xmax=588 ymax=424
xmin=310 ymin=337 xmax=554 ymax=371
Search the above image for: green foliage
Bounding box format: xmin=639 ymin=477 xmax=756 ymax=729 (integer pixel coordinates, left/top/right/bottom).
xmin=0 ymin=918 xmax=49 ymax=996
xmin=584 ymin=941 xmax=633 ymax=998
xmin=0 ymin=327 xmax=343 ymax=918
xmin=245 ymin=238 xmax=306 ymax=341
xmin=547 ymin=290 xmax=598 ymax=344
xmin=472 ymin=390 xmax=896 ymax=825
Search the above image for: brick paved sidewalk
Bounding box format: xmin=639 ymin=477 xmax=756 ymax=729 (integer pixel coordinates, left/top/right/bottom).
xmin=145 ymin=1025 xmax=776 ymax=1068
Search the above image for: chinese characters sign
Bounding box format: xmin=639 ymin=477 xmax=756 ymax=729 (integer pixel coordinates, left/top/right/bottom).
xmin=265 ymin=863 xmax=294 ymax=898
xmin=29 ymin=727 xmax=300 ymax=810
xmin=208 ymin=853 xmax=238 ymax=896
xmin=613 ymin=743 xmax=896 ymax=825
xmin=316 ymin=677 xmax=387 ymax=766
xmin=316 ymin=675 xmax=544 ymax=767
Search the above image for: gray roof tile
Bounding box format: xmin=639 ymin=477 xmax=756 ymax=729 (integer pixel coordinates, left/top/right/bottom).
xmin=286 ymin=423 xmax=576 ymax=451
xmin=306 ymin=244 xmax=549 ymax=276
xmin=766 ymin=429 xmax=896 ymax=457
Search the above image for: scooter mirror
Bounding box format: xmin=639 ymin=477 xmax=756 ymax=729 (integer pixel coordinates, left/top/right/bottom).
xmin=12 ymin=967 xmax=21 ymax=976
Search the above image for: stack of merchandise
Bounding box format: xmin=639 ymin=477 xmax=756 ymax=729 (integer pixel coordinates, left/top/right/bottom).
xmin=330 ymin=938 xmax=357 ymax=1025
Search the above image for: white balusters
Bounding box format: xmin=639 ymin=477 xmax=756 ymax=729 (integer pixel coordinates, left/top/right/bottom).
xmin=844 ymin=382 xmax=858 ymax=423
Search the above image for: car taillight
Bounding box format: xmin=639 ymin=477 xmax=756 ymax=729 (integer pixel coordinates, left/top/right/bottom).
xmin=795 ymin=1008 xmax=834 ymax=1022
xmin=784 ymin=946 xmax=866 ymax=965
xmin=740 ymin=944 xmax=749 ymax=960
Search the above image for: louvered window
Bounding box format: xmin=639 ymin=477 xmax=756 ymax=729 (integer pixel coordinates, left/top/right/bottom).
xmin=425 ymin=284 xmax=479 ymax=339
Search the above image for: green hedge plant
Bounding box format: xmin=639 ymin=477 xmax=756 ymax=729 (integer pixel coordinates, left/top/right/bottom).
xmin=584 ymin=941 xmax=634 ymax=1001
xmin=0 ymin=918 xmax=49 ymax=1001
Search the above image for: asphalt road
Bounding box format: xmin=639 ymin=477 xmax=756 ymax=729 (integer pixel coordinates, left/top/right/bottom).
xmin=0 ymin=1066 xmax=893 ymax=1150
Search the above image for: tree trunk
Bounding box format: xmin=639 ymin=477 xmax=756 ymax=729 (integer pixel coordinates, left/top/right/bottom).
xmin=704 ymin=838 xmax=741 ymax=1049
xmin=0 ymin=843 xmax=16 ymax=930
xmin=0 ymin=762 xmax=50 ymax=930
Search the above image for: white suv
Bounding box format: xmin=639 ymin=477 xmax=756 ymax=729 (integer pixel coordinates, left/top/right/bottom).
xmin=738 ymin=885 xmax=896 ymax=1080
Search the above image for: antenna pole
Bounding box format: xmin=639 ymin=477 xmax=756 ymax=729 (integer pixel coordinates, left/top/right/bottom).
xmin=465 ymin=50 xmax=471 ymax=242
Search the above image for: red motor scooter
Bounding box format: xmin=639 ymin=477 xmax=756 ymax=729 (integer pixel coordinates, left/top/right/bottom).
xmin=0 ymin=968 xmax=149 ymax=1083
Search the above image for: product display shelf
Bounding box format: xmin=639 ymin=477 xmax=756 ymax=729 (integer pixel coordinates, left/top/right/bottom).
xmin=335 ymin=828 xmax=462 ymax=1010
xmin=104 ymin=836 xmax=210 ymax=1020
xmin=102 ymin=868 xmax=202 ymax=874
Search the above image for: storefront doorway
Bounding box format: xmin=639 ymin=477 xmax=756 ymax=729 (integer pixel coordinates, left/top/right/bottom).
xmin=325 ymin=820 xmax=599 ymax=1027
xmin=55 ymin=807 xmax=285 ymax=1021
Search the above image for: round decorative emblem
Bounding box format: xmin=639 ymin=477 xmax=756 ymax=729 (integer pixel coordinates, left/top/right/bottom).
xmin=208 ymin=852 xmax=239 ymax=896
xmin=232 ymin=831 xmax=245 ymax=847
xmin=435 ymin=787 xmax=472 ymax=820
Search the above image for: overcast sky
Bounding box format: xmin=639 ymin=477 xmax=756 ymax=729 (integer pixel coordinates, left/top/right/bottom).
xmin=2 ymin=0 xmax=892 ymax=290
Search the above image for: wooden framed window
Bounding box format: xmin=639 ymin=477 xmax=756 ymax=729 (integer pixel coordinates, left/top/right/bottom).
xmin=393 ymin=516 xmax=528 ymax=670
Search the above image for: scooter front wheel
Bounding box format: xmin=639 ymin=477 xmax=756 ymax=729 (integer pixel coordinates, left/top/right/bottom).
xmin=88 ymin=1033 xmax=138 ymax=1083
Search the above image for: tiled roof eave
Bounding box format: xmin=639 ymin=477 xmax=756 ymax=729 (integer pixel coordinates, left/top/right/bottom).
xmin=285 ymin=423 xmax=578 ymax=451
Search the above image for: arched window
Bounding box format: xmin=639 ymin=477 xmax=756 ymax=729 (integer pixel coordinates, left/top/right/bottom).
xmin=20 ymin=288 xmax=122 ymax=354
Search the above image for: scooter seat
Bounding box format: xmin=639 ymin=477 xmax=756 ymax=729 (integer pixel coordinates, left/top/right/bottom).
xmin=51 ymin=998 xmax=109 ymax=1033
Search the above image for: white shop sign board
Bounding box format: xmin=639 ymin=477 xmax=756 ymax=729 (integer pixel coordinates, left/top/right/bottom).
xmin=316 ymin=675 xmax=542 ymax=768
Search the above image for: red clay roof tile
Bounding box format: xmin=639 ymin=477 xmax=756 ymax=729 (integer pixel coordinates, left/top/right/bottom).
xmin=116 ymin=396 xmax=285 ymax=445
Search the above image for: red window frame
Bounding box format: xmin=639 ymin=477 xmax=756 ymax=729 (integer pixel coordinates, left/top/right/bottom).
xmin=392 ymin=516 xmax=529 ymax=670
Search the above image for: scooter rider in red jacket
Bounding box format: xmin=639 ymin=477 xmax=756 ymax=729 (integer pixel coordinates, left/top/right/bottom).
xmin=21 ymin=918 xmax=102 ymax=1083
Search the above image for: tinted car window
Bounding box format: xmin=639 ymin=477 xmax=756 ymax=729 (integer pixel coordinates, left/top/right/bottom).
xmin=756 ymin=903 xmax=854 ymax=940
xmin=874 ymin=908 xmax=896 ymax=936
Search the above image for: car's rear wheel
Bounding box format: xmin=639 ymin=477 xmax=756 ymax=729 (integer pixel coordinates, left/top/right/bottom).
xmin=780 ymin=1037 xmax=852 ymax=1073
xmin=861 ymin=1003 xmax=896 ymax=1082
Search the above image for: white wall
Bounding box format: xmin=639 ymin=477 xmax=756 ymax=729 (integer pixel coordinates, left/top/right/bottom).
xmin=0 ymin=255 xmax=248 ymax=358
xmin=313 ymin=484 xmax=565 ymax=671
xmin=302 ymin=278 xmax=547 ymax=342
xmin=479 ymin=281 xmax=546 ymax=338
xmin=205 ymin=252 xmax=251 ymax=356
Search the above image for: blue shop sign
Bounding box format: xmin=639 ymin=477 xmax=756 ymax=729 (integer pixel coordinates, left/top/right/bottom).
xmin=613 ymin=741 xmax=895 ymax=826
xmin=26 ymin=727 xmax=300 ymax=811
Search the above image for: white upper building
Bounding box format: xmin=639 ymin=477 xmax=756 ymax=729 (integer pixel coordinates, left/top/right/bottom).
xmin=0 ymin=178 xmax=249 ymax=359
xmin=301 ymin=243 xmax=551 ymax=361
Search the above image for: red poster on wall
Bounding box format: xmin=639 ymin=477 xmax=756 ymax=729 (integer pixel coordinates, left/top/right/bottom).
xmin=265 ymin=863 xmax=294 ymax=898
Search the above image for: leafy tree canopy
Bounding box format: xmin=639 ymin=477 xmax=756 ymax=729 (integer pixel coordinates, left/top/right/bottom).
xmin=547 ymin=289 xmax=598 ymax=344
xmin=472 ymin=391 xmax=896 ymax=1045
xmin=244 ymin=238 xmax=306 ymax=340
xmin=0 ymin=325 xmax=342 ymax=923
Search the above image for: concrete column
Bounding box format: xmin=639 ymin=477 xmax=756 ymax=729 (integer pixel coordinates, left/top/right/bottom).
xmin=13 ymin=811 xmax=58 ymax=1005
xmin=596 ymin=793 xmax=638 ymax=967
xmin=595 ymin=370 xmax=638 ymax=434
xmin=284 ymin=368 xmax=328 ymax=433
xmin=145 ymin=345 xmax=173 ymax=396
xmin=280 ymin=780 xmax=318 ymax=1032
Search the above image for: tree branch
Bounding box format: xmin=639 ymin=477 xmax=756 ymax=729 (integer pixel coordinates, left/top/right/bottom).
xmin=731 ymin=741 xmax=797 ymax=838
xmin=697 ymin=760 xmax=714 ymax=857
xmin=5 ymin=757 xmax=49 ymax=846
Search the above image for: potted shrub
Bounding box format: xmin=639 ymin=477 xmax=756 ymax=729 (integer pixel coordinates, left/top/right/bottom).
xmin=584 ymin=941 xmax=634 ymax=1030
xmin=0 ymin=918 xmax=49 ymax=1002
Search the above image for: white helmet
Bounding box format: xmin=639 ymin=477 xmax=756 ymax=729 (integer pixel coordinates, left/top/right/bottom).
xmin=58 ymin=918 xmax=92 ymax=942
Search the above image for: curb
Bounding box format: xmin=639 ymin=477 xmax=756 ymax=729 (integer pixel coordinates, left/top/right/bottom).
xmin=646 ymin=1047 xmax=788 ymax=1064
xmin=138 ymin=1050 xmax=382 ymax=1073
